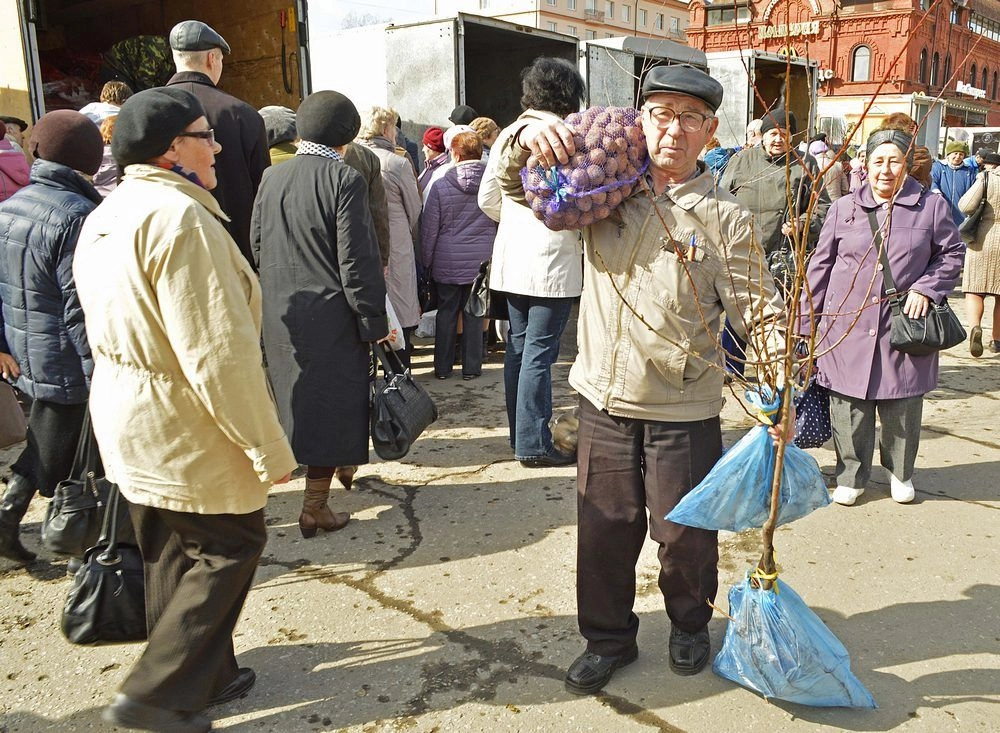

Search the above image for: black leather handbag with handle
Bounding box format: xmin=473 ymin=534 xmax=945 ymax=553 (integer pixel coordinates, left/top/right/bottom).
xmin=370 ymin=342 xmax=438 ymax=460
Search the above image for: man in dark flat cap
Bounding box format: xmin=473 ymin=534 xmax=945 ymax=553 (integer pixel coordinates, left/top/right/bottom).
xmin=166 ymin=20 xmax=270 ymax=269
xmin=494 ymin=62 xmax=788 ymax=693
xmin=449 ymin=104 xmax=478 ymax=126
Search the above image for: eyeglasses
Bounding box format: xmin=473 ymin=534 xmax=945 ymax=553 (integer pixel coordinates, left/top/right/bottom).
xmin=176 ymin=129 xmax=216 ymax=146
xmin=644 ymin=106 xmax=713 ymax=133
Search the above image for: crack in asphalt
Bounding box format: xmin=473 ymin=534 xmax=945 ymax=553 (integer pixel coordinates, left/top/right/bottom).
xmin=292 ymin=468 xmax=684 ymax=731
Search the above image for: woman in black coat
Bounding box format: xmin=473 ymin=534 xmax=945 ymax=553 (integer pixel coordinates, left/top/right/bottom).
xmin=252 ymin=91 xmax=388 ymax=538
xmin=0 ymin=111 xmax=104 ymax=564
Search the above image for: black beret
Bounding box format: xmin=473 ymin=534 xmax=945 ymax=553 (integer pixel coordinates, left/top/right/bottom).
xmin=982 ymin=151 xmax=1000 ymax=166
xmin=112 ymin=87 xmax=206 ymax=167
xmin=296 ymin=91 xmax=360 ymax=148
xmin=29 ymin=110 xmax=104 ymax=176
xmin=640 ymin=64 xmax=723 ymax=113
xmin=169 ymin=20 xmax=231 ymax=55
xmin=760 ymin=109 xmax=798 ymax=135
xmin=449 ymin=104 xmax=478 ymax=125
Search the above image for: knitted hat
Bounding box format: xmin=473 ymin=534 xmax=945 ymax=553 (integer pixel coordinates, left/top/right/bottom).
xmin=112 ymin=87 xmax=206 ymax=167
xmin=259 ymin=105 xmax=297 ymax=147
xmin=422 ymin=126 xmax=445 ymax=153
xmin=296 ymin=91 xmax=360 ymax=148
xmin=29 ymin=110 xmax=103 ymax=176
xmin=807 ymin=140 xmax=829 ymax=156
xmin=946 ymin=139 xmax=969 ymax=156
xmin=760 ymin=109 xmax=797 ymax=135
xmin=983 ymin=151 xmax=1000 ymax=166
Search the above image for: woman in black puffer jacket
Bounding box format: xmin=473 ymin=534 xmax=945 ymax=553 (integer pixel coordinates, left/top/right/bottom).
xmin=0 ymin=111 xmax=103 ymax=565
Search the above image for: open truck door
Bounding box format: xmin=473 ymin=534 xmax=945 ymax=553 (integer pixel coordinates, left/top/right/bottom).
xmin=2 ymin=0 xmax=311 ymax=125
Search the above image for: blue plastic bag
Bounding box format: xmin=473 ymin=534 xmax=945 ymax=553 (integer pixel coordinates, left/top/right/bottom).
xmin=714 ymin=576 xmax=877 ymax=708
xmin=666 ymin=425 xmax=830 ymax=532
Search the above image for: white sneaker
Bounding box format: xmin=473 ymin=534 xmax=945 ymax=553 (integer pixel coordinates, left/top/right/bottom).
xmin=890 ymin=475 xmax=915 ymax=503
xmin=832 ymin=486 xmax=864 ymax=506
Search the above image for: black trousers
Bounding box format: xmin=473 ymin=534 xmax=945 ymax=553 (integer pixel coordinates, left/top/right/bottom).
xmin=122 ymin=504 xmax=267 ymax=712
xmin=12 ymin=399 xmax=87 ymax=497
xmin=576 ymin=397 xmax=722 ymax=656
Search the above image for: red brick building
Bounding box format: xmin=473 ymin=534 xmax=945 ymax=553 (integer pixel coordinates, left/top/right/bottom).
xmin=686 ymin=0 xmax=1000 ymax=151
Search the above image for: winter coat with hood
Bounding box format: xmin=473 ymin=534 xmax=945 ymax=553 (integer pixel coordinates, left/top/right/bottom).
xmin=420 ymin=159 xmax=497 ymax=284
xmin=0 ymin=159 xmax=99 ymax=404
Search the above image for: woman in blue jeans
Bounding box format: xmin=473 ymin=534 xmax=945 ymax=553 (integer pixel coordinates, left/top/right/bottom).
xmin=478 ymin=57 xmax=585 ymax=467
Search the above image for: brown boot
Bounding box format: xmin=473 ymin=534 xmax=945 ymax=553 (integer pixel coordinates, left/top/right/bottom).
xmin=334 ymin=465 xmax=357 ymax=490
xmin=298 ymin=477 xmax=350 ymax=538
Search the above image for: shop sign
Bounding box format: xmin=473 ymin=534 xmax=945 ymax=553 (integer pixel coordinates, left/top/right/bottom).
xmin=957 ymin=80 xmax=987 ymax=99
xmin=758 ymin=20 xmax=820 ymax=40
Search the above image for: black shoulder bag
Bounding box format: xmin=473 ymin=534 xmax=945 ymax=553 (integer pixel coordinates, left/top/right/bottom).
xmin=61 ymin=484 xmax=147 ymax=645
xmin=370 ymin=342 xmax=438 ymax=460
xmin=866 ymin=207 xmax=966 ymax=355
xmin=958 ymin=171 xmax=988 ymax=244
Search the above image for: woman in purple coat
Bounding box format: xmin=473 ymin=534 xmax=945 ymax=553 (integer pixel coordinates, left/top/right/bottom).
xmin=420 ymin=131 xmax=497 ymax=379
xmin=802 ymin=129 xmax=964 ymax=506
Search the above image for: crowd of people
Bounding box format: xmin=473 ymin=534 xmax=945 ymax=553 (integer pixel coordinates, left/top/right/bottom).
xmin=0 ymin=16 xmax=985 ymax=731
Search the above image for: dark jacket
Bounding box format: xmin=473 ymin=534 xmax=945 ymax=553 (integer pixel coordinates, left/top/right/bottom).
xmin=0 ymin=160 xmax=100 ymax=403
xmin=342 ymin=142 xmax=391 ymax=267
xmin=420 ymin=160 xmax=497 ymax=284
xmin=166 ymin=71 xmax=270 ymax=267
xmin=251 ymin=154 xmax=387 ymax=466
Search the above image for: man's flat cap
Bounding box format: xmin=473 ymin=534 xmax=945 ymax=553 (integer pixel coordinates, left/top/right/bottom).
xmin=169 ymin=20 xmax=231 ymax=55
xmin=641 ymin=64 xmax=723 ymax=113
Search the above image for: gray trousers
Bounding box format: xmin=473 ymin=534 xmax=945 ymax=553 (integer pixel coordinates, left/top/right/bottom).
xmin=828 ymin=391 xmax=923 ymax=488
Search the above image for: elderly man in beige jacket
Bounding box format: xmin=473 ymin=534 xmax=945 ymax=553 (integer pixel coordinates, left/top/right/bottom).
xmin=74 ymin=87 xmax=296 ymax=733
xmin=500 ymin=64 xmax=786 ymax=695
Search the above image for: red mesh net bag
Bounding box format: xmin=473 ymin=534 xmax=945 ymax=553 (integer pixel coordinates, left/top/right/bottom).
xmin=521 ymin=106 xmax=649 ymax=231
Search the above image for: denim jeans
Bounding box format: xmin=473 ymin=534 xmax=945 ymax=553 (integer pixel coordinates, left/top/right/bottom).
xmin=434 ymin=282 xmax=483 ymax=378
xmin=720 ymin=318 xmax=746 ymax=377
xmin=504 ymin=293 xmax=573 ymax=460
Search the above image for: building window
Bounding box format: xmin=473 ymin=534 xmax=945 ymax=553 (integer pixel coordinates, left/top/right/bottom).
xmin=606 ymin=2 xmax=614 ymax=19
xmin=670 ymin=16 xmax=680 ymax=33
xmin=944 ymin=53 xmax=951 ymax=82
xmin=705 ymin=5 xmax=751 ymax=26
xmin=586 ymin=30 xmax=597 ymax=39
xmin=931 ymin=52 xmax=940 ymax=86
xmin=622 ymin=4 xmax=630 ymax=23
xmin=851 ymin=45 xmax=871 ymax=82
xmin=547 ymin=0 xmax=556 ymax=5
xmin=568 ymin=0 xmax=576 ymax=9
xmin=639 ymin=8 xmax=647 ymax=26
xmin=607 ymin=32 xmax=614 ymax=37
xmin=655 ymin=13 xmax=664 ymax=30
xmin=567 ymin=24 xmax=577 ymax=36
xmin=586 ymin=0 xmax=596 ymax=11
xmin=983 ymin=67 xmax=989 ymax=89
xmin=950 ymin=9 xmax=958 ymax=23
xmin=479 ymin=0 xmax=489 ymax=8
xmin=970 ymin=63 xmax=977 ymax=86
xmin=918 ymin=49 xmax=927 ymax=84
xmin=547 ymin=21 xmax=558 ymax=31
xmin=994 ymin=70 xmax=998 ymax=99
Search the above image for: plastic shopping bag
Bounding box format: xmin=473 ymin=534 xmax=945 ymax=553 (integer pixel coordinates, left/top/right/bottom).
xmin=385 ymin=296 xmax=406 ymax=352
xmin=667 ymin=424 xmax=830 ymax=532
xmin=713 ymin=576 xmax=877 ymax=708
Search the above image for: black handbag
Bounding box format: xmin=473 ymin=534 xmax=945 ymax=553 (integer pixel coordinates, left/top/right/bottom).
xmin=464 ymin=260 xmax=491 ymax=318
xmin=370 ymin=342 xmax=438 ymax=460
xmin=793 ymin=378 xmax=832 ymax=449
xmin=958 ymin=171 xmax=988 ymax=244
xmin=868 ymin=208 xmax=967 ymax=355
xmin=41 ymin=411 xmax=133 ymax=556
xmin=61 ymin=484 xmax=147 ymax=645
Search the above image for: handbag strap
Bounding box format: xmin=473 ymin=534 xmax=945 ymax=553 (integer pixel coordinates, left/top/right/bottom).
xmin=865 ymin=207 xmax=903 ymax=314
xmin=372 ymin=341 xmax=407 ymax=377
xmin=97 ymin=483 xmax=123 ymax=549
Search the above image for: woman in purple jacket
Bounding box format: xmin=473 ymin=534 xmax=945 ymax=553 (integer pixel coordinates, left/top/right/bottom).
xmin=420 ymin=131 xmax=497 ymax=379
xmin=802 ymin=129 xmax=964 ymax=506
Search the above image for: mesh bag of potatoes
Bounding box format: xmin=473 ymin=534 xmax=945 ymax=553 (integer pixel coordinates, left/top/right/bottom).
xmin=521 ymin=106 xmax=649 ymax=231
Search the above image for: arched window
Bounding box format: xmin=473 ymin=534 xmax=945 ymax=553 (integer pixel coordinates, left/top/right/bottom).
xmin=919 ymin=48 xmax=928 ymax=83
xmin=852 ymin=45 xmax=872 ymax=82
xmin=971 ymin=63 xmax=977 ymax=86
xmin=944 ymin=53 xmax=952 ymax=82
xmin=931 ymin=52 xmax=940 ymax=86
xmin=982 ymin=67 xmax=988 ymax=89
xmin=993 ymin=71 xmax=998 ymax=99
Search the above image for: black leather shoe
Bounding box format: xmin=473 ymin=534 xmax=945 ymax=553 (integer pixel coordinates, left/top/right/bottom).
xmin=103 ymin=694 xmax=211 ymax=732
xmin=669 ymin=626 xmax=710 ymax=676
xmin=564 ymin=644 xmax=638 ymax=695
xmin=520 ymin=449 xmax=576 ymax=468
xmin=207 ymin=667 xmax=255 ymax=707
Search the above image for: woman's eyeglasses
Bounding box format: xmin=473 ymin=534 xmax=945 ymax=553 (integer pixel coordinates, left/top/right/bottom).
xmin=177 ymin=129 xmax=216 ymax=146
